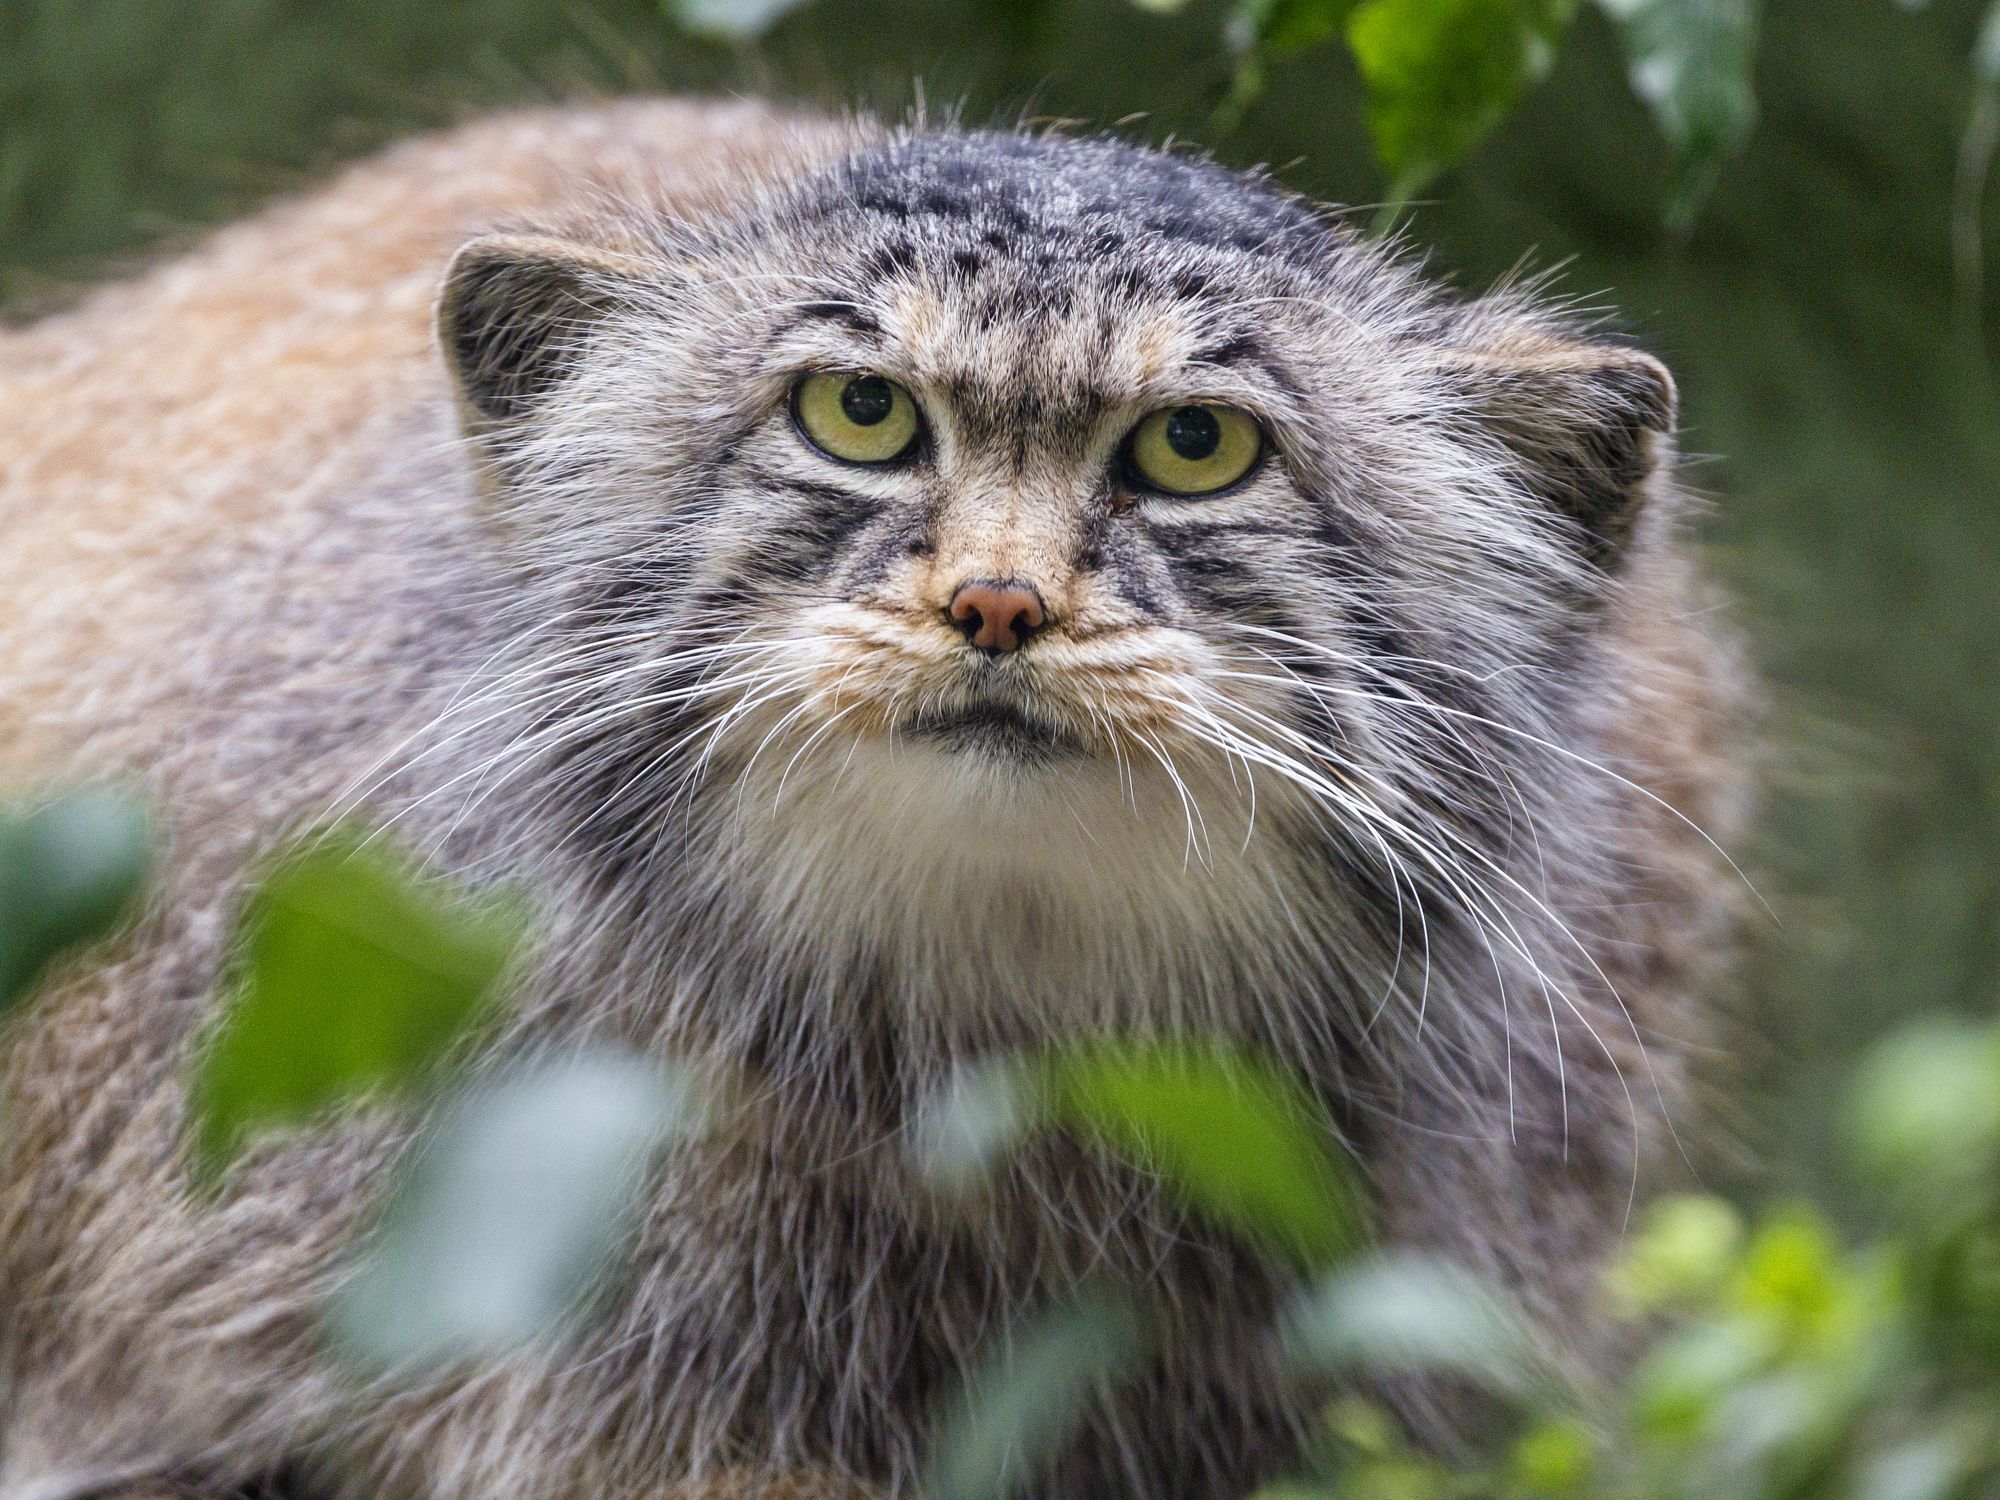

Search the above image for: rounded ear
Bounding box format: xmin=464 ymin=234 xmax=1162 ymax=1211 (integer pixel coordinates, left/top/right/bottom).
xmin=436 ymin=233 xmax=652 ymax=428
xmin=1440 ymin=338 xmax=1678 ymax=567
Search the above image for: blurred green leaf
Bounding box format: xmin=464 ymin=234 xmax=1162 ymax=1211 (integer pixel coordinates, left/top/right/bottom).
xmin=1232 ymin=0 xmax=1360 ymax=51
xmin=191 ymin=832 xmax=522 ymax=1177
xmin=922 ymin=1291 xmax=1147 ymax=1500
xmin=913 ymin=1058 xmax=1039 ymax=1191
xmin=1856 ymin=1433 xmax=1971 ymax=1500
xmin=1627 ymin=1315 xmax=1776 ymax=1443
xmin=1279 ymin=1252 xmax=1539 ymax=1394
xmin=0 ymin=787 xmax=150 ymax=1011
xmin=1606 ymin=1194 xmax=1748 ymax=1313
xmin=1703 ymin=1366 xmax=1867 ymax=1497
xmin=1346 ymin=0 xmax=1580 ymax=199
xmin=671 ymin=0 xmax=816 ymax=39
xmin=1911 ymin=1222 xmax=2000 ymax=1362
xmin=1507 ymin=1418 xmax=1597 ymax=1494
xmin=1595 ymin=0 xmax=1759 ymax=227
xmin=1734 ymin=1209 xmax=1848 ymax=1341
xmin=1978 ymin=0 xmax=2000 ymax=81
xmin=1323 ymin=1395 xmax=1406 ymax=1458
xmin=1269 ymin=0 xmax=1360 ymax=49
xmin=1846 ymin=1019 xmax=2000 ymax=1206
xmin=1043 ymin=1039 xmax=1366 ymax=1265
xmin=1308 ymin=1401 xmax=1470 ymax=1499
xmin=1341 ymin=1458 xmax=1455 ymax=1499
xmin=1952 ymin=3 xmax=2000 ymax=308
xmin=329 ymin=1048 xmax=692 ymax=1368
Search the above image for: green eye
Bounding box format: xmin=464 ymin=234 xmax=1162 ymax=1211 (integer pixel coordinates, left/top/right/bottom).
xmin=1126 ymin=404 xmax=1263 ymax=496
xmin=793 ymin=372 xmax=922 ymax=465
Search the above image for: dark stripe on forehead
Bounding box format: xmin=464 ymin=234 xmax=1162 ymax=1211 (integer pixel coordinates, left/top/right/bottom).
xmin=734 ymin=141 xmax=1364 ymax=404
xmin=807 ymin=131 xmax=1344 ymax=267
xmin=936 ymin=377 xmax=1110 ymax=463
xmin=1187 ymin=330 xmax=1315 ymax=412
xmin=1190 ymin=332 xmax=1268 ymax=368
xmin=770 ymin=299 xmax=886 ymax=341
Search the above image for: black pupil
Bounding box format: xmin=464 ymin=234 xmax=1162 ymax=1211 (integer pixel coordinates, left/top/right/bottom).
xmin=841 ymin=376 xmax=895 ymax=427
xmin=1164 ymin=406 xmax=1221 ymax=461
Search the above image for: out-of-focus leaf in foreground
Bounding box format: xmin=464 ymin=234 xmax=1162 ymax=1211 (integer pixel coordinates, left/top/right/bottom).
xmin=191 ymin=832 xmax=521 ymax=1178
xmin=922 ymin=1290 xmax=1146 ymax=1500
xmin=1346 ymin=0 xmax=1580 ymax=200
xmin=0 ymin=787 xmax=150 ymax=1012
xmin=1978 ymin=0 xmax=2000 ymax=82
xmin=1233 ymin=0 xmax=1360 ymax=52
xmin=1045 ymin=1040 xmax=1367 ymax=1267
xmin=912 ymin=1058 xmax=1039 ymax=1192
xmin=1605 ymin=1193 xmax=1748 ymax=1313
xmin=1595 ymin=0 xmax=1759 ymax=227
xmin=914 ymin=1041 xmax=1366 ymax=1266
xmin=1280 ymin=1251 xmax=1541 ymax=1394
xmin=1954 ymin=2 xmax=2000 ymax=308
xmin=671 ymin=0 xmax=816 ymax=39
xmin=329 ymin=1048 xmax=693 ymax=1369
xmin=1855 ymin=1433 xmax=1975 ymax=1500
xmin=1845 ymin=1019 xmax=2000 ymax=1209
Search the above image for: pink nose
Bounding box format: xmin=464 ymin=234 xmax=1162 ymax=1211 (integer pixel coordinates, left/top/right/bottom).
xmin=947 ymin=580 xmax=1047 ymax=655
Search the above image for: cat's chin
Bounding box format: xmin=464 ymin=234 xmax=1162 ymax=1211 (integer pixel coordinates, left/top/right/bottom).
xmin=899 ymin=700 xmax=1089 ymax=764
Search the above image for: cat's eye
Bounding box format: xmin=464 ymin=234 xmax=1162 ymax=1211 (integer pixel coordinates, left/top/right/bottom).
xmin=1125 ymin=404 xmax=1263 ymax=496
xmin=792 ymin=372 xmax=922 ymax=465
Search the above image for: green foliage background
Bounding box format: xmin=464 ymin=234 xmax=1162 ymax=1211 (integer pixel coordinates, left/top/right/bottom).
xmin=3 ymin=0 xmax=1997 ymax=1213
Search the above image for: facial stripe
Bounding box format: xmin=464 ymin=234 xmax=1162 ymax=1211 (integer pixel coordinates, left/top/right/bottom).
xmin=1142 ymin=519 xmax=1297 ymax=628
xmin=843 ymin=501 xmax=938 ymax=592
xmin=726 ymin=472 xmax=885 ymax=588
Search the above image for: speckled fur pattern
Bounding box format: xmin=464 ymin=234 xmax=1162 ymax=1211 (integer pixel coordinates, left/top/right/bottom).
xmin=0 ymin=99 xmax=1746 ymax=1500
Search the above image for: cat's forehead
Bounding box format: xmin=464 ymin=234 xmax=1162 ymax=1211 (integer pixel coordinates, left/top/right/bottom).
xmin=732 ymin=130 xmax=1372 ymax=421
xmin=806 ymin=131 xmax=1341 ymax=263
xmin=868 ymin=276 xmax=1244 ymax=419
xmin=767 ymin=257 xmax=1292 ymax=445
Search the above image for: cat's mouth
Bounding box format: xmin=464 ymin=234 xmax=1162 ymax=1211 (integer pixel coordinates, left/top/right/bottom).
xmin=902 ymin=699 xmax=1088 ymax=761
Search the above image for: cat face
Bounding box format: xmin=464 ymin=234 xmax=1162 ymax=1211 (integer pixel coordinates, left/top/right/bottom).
xmin=438 ymin=130 xmax=1674 ymax=888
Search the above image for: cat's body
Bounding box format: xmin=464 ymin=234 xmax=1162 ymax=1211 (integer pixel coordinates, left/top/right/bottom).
xmin=0 ymin=99 xmax=1744 ymax=1500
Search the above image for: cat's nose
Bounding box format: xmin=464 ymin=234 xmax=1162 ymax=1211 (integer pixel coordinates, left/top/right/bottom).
xmin=947 ymin=579 xmax=1047 ymax=655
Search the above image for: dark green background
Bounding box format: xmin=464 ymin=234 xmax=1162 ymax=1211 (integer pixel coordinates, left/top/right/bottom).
xmin=5 ymin=0 xmax=1995 ymax=1203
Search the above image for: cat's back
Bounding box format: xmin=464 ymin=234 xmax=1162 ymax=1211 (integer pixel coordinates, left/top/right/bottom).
xmin=0 ymin=98 xmax=857 ymax=786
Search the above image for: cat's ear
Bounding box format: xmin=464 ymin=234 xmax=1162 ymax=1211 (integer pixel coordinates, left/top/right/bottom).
xmin=1439 ymin=333 xmax=1678 ymax=567
xmin=437 ymin=233 xmax=652 ymax=428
